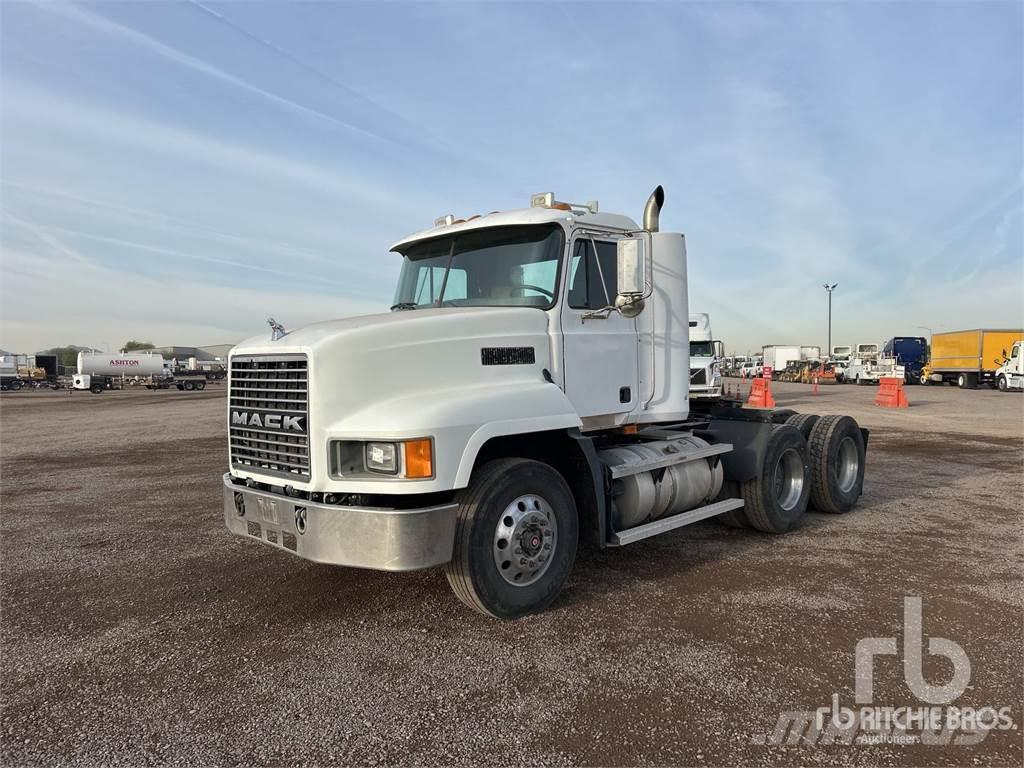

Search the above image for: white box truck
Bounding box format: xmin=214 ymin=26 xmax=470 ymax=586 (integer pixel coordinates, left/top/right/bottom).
xmin=762 ymin=345 xmax=801 ymax=375
xmin=223 ymin=187 xmax=869 ymax=618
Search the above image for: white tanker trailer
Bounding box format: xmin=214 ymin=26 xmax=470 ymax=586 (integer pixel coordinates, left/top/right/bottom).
xmin=74 ymin=351 xmax=213 ymax=394
xmin=77 ymin=351 xmax=167 ymax=378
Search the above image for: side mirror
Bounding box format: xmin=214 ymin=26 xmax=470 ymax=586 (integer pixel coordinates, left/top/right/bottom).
xmin=615 ymin=238 xmax=646 ymax=317
xmin=616 ymin=238 xmax=645 ymax=295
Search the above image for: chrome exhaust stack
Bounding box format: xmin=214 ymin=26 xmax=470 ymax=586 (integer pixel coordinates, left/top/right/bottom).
xmin=642 ymin=185 xmax=664 ymax=232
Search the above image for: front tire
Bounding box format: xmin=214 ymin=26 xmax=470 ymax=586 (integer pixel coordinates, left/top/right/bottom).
xmin=445 ymin=458 xmax=578 ymax=619
xmin=998 ymin=375 xmax=1008 ymax=392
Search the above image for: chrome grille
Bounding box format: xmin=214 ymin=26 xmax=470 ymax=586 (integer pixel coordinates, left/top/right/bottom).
xmin=229 ymin=355 xmax=310 ymax=481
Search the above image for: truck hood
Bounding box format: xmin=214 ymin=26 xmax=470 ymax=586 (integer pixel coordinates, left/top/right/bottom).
xmin=233 ymin=306 xmax=550 ymax=358
xmin=231 ymin=305 xmax=556 ymax=433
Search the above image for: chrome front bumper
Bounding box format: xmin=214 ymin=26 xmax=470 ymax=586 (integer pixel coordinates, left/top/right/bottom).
xmin=222 ymin=474 xmax=457 ymax=571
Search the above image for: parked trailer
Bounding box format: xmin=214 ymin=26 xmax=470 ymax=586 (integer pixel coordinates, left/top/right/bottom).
xmin=0 ymin=356 xmax=25 ymax=392
xmin=77 ymin=351 xmax=166 ymax=378
xmin=923 ymin=329 xmax=1024 ymax=388
xmin=222 ymin=186 xmax=869 ymax=619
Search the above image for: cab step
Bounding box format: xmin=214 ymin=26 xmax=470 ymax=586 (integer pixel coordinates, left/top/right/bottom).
xmin=608 ymin=497 xmax=744 ymax=546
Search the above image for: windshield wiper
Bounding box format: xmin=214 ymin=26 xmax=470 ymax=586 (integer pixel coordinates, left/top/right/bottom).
xmin=390 ymin=302 xmax=419 ymax=311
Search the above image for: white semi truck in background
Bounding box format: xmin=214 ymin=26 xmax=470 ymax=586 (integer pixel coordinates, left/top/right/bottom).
xmin=995 ymin=340 xmax=1024 ymax=392
xmin=688 ymin=313 xmax=723 ymax=398
xmin=223 ymin=187 xmax=869 ymax=618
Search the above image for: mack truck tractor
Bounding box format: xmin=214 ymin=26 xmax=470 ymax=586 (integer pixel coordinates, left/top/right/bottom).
xmin=223 ymin=187 xmax=868 ymax=618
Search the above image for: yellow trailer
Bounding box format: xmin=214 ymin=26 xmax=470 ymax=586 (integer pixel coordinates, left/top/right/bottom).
xmin=925 ymin=329 xmax=1024 ymax=388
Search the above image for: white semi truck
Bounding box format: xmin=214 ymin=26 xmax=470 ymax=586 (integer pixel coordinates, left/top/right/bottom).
xmin=995 ymin=340 xmax=1024 ymax=392
xmin=223 ymin=188 xmax=869 ymax=618
xmin=688 ymin=313 xmax=723 ymax=398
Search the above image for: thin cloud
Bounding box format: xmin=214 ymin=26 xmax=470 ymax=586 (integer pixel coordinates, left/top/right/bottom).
xmin=1 ymin=212 xmax=96 ymax=267
xmin=2 ymin=79 xmax=404 ymax=210
xmin=185 ymin=0 xmax=441 ymax=152
xmin=33 ymin=0 xmax=411 ymax=150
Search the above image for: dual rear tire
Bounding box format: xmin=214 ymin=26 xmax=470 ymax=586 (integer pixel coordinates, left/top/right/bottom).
xmin=718 ymin=413 xmax=866 ymax=531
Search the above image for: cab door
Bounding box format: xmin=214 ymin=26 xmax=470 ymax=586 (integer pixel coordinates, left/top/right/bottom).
xmin=560 ymin=235 xmax=638 ymax=420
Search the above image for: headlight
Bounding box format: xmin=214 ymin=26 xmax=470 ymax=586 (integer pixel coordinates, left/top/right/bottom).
xmin=365 ymin=442 xmax=398 ymax=474
xmin=330 ymin=438 xmax=435 ymax=480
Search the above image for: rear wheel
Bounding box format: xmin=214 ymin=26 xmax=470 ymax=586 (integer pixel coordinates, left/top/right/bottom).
xmin=740 ymin=425 xmax=810 ymax=534
xmin=183 ymin=380 xmax=195 ymax=391
xmin=808 ymin=415 xmax=866 ymax=514
xmin=445 ymin=458 xmax=578 ymax=619
xmin=7 ymin=380 xmax=22 ymax=392
xmin=715 ymin=480 xmax=749 ymax=528
xmin=785 ymin=413 xmax=820 ymax=440
xmin=196 ymin=380 xmax=206 ymax=391
xmin=89 ymin=383 xmax=103 ymax=394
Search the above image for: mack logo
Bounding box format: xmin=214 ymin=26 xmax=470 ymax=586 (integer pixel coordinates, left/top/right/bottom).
xmin=231 ymin=410 xmax=306 ymax=433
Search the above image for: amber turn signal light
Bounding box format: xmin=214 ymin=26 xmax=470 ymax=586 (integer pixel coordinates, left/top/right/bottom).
xmin=402 ymin=439 xmax=433 ymax=479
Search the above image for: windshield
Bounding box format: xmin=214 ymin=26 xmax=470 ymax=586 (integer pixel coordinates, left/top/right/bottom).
xmin=690 ymin=341 xmax=714 ymax=357
xmin=392 ymin=224 xmax=564 ymax=310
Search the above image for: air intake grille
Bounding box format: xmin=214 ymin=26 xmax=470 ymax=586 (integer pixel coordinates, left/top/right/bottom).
xmin=481 ymin=347 xmax=536 ymax=366
xmin=229 ymin=355 xmax=310 ymax=481
xmin=690 ymin=368 xmax=708 ymax=386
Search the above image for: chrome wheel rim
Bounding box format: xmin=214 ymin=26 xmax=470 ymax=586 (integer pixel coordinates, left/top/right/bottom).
xmin=836 ymin=436 xmax=859 ymax=494
xmin=774 ymin=448 xmax=804 ymax=512
xmin=493 ymin=494 xmax=557 ymax=587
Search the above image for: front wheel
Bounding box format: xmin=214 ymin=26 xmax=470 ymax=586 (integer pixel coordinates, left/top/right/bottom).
xmin=998 ymin=375 xmax=1008 ymax=392
xmin=445 ymin=458 xmax=578 ymax=619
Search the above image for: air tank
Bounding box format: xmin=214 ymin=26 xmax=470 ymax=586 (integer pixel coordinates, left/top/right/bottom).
xmin=77 ymin=351 xmax=166 ymax=378
xmin=600 ymin=436 xmax=724 ymax=530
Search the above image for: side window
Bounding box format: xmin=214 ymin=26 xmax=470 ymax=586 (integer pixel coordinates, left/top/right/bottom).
xmin=568 ymin=239 xmax=617 ymax=309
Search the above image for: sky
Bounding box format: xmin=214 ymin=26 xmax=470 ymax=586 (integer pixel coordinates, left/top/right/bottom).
xmin=1 ymin=1 xmax=1021 ymax=356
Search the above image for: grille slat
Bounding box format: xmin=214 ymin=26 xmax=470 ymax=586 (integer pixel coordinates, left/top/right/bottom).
xmin=229 ymin=355 xmax=310 ymax=480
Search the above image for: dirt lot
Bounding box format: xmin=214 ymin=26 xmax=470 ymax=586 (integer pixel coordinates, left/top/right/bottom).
xmin=2 ymin=381 xmax=1021 ymax=766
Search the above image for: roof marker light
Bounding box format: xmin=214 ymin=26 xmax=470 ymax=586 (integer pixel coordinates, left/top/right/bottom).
xmin=434 ymin=214 xmax=455 ymax=227
xmin=530 ymin=192 xmax=598 ymax=214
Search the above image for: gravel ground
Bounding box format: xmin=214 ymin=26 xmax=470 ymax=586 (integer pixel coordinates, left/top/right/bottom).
xmin=1 ymin=381 xmax=1021 ymax=766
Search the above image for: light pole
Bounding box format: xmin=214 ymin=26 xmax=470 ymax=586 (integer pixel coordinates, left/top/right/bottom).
xmin=823 ymin=283 xmax=838 ymax=355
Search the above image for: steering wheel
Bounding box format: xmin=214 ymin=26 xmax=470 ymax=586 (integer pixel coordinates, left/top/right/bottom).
xmin=513 ymin=283 xmax=554 ymax=299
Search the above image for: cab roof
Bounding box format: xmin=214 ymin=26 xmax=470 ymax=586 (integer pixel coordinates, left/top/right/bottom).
xmin=390 ymin=207 xmax=640 ymax=252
